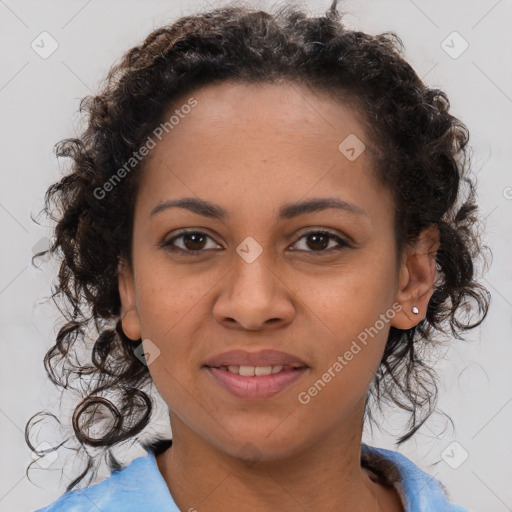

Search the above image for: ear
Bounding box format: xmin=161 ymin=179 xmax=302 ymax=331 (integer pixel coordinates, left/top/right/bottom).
xmin=391 ymin=224 xmax=440 ymax=329
xmin=118 ymin=258 xmax=142 ymax=341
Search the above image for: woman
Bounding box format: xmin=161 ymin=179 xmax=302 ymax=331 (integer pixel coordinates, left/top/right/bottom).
xmin=27 ymin=1 xmax=490 ymax=510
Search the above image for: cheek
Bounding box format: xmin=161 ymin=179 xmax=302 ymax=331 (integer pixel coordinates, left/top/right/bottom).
xmin=132 ymin=263 xmax=220 ymax=383
xmin=298 ymin=266 xmax=395 ymax=388
xmin=294 ymin=285 xmax=389 ymax=425
xmin=134 ymin=260 xmax=212 ymax=334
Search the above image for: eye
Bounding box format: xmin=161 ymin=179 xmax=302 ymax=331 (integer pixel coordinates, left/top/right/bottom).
xmin=290 ymin=229 xmax=351 ymax=254
xmin=162 ymin=228 xmax=351 ymax=255
xmin=162 ymin=230 xmax=222 ymax=253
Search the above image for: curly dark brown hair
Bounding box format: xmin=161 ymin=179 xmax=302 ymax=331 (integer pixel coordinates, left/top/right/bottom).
xmin=25 ymin=0 xmax=491 ymax=492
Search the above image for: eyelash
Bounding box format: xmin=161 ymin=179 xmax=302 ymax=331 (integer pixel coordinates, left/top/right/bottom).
xmin=162 ymin=229 xmax=352 ymax=255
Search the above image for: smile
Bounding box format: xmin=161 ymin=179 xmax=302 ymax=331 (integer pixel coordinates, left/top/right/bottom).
xmin=205 ymin=365 xmax=309 ymax=400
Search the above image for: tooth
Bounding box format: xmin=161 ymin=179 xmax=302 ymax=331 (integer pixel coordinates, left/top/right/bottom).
xmin=221 ymin=365 xmax=287 ymax=376
xmin=254 ymin=366 xmax=273 ymax=376
xmin=239 ymin=365 xmax=255 ymax=377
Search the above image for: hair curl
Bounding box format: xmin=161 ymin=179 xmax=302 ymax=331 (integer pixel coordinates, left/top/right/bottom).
xmin=25 ymin=0 xmax=491 ymax=491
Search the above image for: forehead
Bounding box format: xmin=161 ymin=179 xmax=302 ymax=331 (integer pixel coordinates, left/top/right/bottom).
xmin=169 ymin=80 xmax=368 ymax=150
xmin=135 ymin=80 xmax=390 ymax=225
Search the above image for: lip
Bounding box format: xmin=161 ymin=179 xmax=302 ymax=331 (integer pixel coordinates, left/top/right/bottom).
xmin=205 ymin=366 xmax=309 ymax=400
xmin=203 ymin=349 xmax=308 ymax=368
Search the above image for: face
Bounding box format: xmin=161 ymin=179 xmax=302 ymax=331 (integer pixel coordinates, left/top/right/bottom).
xmin=118 ymin=81 xmax=436 ymax=461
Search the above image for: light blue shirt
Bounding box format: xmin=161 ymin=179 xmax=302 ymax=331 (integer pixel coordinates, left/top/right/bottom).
xmin=34 ymin=442 xmax=469 ymax=511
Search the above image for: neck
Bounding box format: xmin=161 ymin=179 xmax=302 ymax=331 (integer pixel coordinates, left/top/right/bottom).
xmin=155 ymin=414 xmax=387 ymax=512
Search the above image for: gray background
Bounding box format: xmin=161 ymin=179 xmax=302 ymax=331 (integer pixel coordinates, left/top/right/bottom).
xmin=1 ymin=0 xmax=511 ymax=511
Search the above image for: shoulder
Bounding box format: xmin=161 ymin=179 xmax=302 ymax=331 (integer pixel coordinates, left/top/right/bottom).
xmin=361 ymin=443 xmax=470 ymax=512
xmin=33 ymin=449 xmax=179 ymax=512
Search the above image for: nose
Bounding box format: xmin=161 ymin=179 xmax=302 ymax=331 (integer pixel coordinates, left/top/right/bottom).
xmin=212 ymin=252 xmax=296 ymax=331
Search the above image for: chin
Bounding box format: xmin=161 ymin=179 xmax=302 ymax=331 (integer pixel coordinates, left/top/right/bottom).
xmin=220 ymin=434 xmax=303 ymax=464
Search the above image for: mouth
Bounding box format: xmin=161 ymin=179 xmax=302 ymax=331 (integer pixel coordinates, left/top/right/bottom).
xmin=204 ymin=364 xmax=309 ymax=400
xmin=203 ymin=348 xmax=308 ymax=370
xmin=205 ymin=364 xmax=307 ymax=376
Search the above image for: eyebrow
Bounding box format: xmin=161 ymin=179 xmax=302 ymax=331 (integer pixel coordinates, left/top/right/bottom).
xmin=149 ymin=197 xmax=368 ymax=220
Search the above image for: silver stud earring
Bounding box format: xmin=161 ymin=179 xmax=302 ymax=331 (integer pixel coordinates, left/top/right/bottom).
xmin=411 ymin=306 xmax=419 ymax=314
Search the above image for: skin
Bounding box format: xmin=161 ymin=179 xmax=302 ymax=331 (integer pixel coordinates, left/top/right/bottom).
xmin=118 ymin=81 xmax=439 ymax=512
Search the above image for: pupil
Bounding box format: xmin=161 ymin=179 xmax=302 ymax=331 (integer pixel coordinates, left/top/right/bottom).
xmin=181 ymin=233 xmax=330 ymax=251
xmin=308 ymin=233 xmax=328 ymax=250
xmin=184 ymin=233 xmax=206 ymax=250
